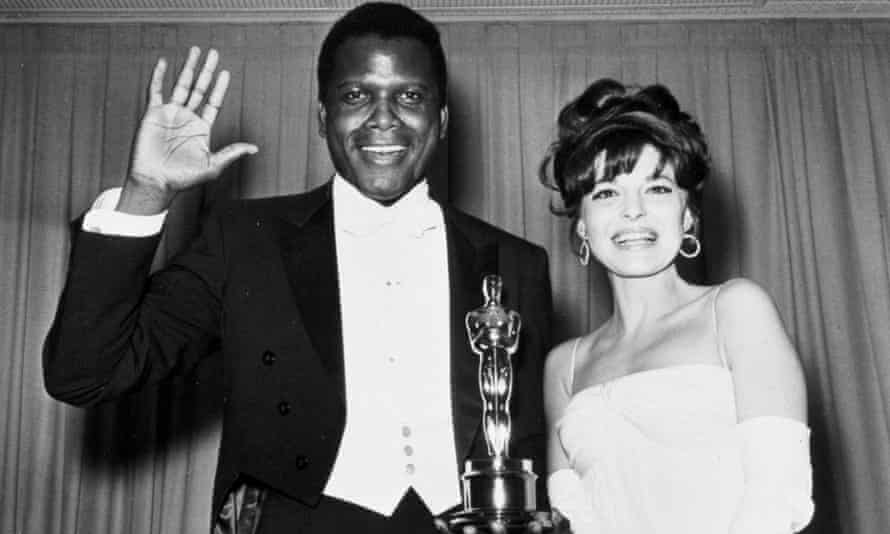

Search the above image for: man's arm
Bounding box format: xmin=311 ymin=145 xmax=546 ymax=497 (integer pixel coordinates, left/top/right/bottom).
xmin=43 ymin=47 xmax=256 ymax=405
xmin=43 ymin=209 xmax=226 ymax=405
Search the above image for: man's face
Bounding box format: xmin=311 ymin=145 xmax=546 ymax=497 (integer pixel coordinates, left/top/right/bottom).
xmin=318 ymin=35 xmax=448 ymax=203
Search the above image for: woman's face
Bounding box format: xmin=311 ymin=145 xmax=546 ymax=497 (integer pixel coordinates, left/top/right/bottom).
xmin=578 ymin=144 xmax=692 ymax=278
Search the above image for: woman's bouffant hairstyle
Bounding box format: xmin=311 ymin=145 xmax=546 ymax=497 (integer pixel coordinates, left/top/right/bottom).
xmin=540 ymin=79 xmax=710 ymax=225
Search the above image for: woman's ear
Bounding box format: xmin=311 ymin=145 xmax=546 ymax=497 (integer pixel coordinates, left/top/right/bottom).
xmin=576 ymin=219 xmax=588 ymax=239
xmin=682 ymin=209 xmax=695 ymax=233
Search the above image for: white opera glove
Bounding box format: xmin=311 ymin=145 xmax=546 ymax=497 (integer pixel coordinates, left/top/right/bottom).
xmin=730 ymin=416 xmax=814 ymax=534
xmin=547 ymin=469 xmax=600 ymax=534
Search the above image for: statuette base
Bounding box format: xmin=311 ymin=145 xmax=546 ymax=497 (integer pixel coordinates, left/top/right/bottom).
xmin=443 ymin=457 xmax=539 ymax=533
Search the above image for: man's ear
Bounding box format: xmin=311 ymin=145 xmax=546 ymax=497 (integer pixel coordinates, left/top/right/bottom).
xmin=439 ymin=105 xmax=449 ymax=140
xmin=317 ymin=102 xmax=327 ymax=138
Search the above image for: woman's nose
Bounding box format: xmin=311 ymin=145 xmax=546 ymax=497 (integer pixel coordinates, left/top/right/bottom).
xmin=622 ymin=192 xmax=645 ymax=220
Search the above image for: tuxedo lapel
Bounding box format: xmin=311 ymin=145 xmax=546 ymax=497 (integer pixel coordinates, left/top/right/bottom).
xmin=444 ymin=209 xmax=499 ymax=466
xmin=279 ymin=184 xmax=346 ymax=402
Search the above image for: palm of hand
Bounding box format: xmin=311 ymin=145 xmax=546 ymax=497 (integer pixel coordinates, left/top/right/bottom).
xmin=131 ymin=103 xmax=216 ymax=191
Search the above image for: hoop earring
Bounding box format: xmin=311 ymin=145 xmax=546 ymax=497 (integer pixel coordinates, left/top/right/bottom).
xmin=578 ymin=240 xmax=591 ymax=266
xmin=679 ymin=233 xmax=701 ymax=259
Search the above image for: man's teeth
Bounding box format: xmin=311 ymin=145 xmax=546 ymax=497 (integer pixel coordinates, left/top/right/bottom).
xmin=362 ymin=145 xmax=406 ymax=154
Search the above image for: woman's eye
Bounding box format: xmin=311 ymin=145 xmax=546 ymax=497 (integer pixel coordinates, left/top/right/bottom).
xmin=591 ymin=189 xmax=617 ymax=200
xmin=648 ymin=184 xmax=673 ymax=194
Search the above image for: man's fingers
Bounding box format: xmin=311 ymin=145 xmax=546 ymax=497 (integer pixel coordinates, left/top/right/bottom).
xmin=209 ymin=143 xmax=259 ymax=172
xmin=186 ymin=48 xmax=219 ymax=110
xmin=201 ymin=70 xmax=230 ymax=124
xmin=148 ymin=57 xmax=167 ymax=108
xmin=171 ymin=46 xmax=201 ymax=105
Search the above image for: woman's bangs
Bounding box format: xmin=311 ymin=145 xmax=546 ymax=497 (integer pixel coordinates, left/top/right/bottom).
xmin=596 ymin=131 xmax=661 ymax=183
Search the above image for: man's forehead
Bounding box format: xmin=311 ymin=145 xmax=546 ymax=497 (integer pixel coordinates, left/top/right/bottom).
xmin=328 ymin=36 xmax=437 ymax=85
xmin=333 ymin=35 xmax=431 ymax=64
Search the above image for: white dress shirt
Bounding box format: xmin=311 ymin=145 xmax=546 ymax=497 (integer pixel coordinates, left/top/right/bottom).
xmin=82 ymin=177 xmax=461 ymax=515
xmin=326 ymin=175 xmax=458 ymax=515
xmin=82 ymin=188 xmax=166 ymax=236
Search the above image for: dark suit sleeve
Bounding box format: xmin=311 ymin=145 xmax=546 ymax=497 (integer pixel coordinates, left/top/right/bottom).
xmin=43 ymin=213 xmax=226 ymax=406
xmin=529 ymin=245 xmax=554 ymax=510
xmin=506 ymin=242 xmax=553 ymax=510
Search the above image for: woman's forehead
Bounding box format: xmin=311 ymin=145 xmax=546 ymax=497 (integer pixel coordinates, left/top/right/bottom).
xmin=593 ymin=144 xmax=675 ymax=183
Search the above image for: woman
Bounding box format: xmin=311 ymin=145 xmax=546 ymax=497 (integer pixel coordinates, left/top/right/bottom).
xmin=540 ymin=79 xmax=814 ymax=534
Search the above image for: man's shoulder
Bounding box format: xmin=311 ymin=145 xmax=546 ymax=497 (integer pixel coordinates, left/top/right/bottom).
xmin=442 ymin=205 xmax=544 ymax=254
xmin=211 ymin=182 xmax=332 ymax=222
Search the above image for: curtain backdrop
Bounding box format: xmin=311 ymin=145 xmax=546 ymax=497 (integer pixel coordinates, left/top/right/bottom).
xmin=1 ymin=19 xmax=888 ymax=534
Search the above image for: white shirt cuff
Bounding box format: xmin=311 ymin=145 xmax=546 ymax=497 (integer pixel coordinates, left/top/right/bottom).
xmin=81 ymin=187 xmax=167 ymax=237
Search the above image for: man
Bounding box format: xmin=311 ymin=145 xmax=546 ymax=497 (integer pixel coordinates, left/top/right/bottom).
xmin=43 ymin=3 xmax=552 ymax=533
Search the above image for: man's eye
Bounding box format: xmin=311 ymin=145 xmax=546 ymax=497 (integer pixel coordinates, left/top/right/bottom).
xmin=342 ymin=90 xmax=366 ymax=104
xmin=399 ymin=90 xmax=424 ymax=104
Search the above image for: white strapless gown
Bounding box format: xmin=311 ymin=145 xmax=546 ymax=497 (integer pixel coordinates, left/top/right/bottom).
xmin=555 ymin=364 xmax=746 ymax=534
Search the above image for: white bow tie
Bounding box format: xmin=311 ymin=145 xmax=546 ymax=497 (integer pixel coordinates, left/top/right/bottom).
xmin=333 ymin=176 xmax=442 ymax=238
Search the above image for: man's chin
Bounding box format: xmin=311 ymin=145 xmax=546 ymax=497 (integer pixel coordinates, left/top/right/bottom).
xmin=365 ymin=177 xmax=421 ymax=204
xmin=369 ymin=189 xmax=410 ymax=206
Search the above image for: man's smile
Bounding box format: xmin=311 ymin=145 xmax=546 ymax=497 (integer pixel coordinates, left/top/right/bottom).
xmin=360 ymin=144 xmax=409 ymax=164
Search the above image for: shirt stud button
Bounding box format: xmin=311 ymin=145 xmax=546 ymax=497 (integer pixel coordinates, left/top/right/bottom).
xmin=295 ymin=455 xmax=310 ymax=470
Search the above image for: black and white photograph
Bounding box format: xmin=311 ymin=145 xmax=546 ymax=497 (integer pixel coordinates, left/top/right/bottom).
xmin=1 ymin=1 xmax=888 ymax=533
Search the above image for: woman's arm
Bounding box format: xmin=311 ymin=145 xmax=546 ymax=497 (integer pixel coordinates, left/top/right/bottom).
xmin=718 ymin=278 xmax=814 ymax=534
xmin=544 ymin=340 xmax=574 ymax=473
xmin=719 ymin=278 xmax=807 ymax=422
xmin=544 ymin=339 xmax=600 ymax=533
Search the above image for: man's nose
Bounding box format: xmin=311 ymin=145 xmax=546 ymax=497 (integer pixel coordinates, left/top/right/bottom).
xmin=367 ymin=100 xmax=399 ymax=130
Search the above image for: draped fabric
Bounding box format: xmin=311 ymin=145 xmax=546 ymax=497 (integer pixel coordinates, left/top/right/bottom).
xmin=1 ymin=19 xmax=888 ymax=534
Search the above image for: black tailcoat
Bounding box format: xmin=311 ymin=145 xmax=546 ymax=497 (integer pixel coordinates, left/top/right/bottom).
xmin=44 ymin=182 xmax=553 ymax=530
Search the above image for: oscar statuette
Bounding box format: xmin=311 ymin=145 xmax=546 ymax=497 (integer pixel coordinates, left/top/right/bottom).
xmin=443 ymin=274 xmax=546 ymax=533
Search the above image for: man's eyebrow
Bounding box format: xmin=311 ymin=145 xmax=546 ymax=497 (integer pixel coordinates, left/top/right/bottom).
xmin=395 ymin=81 xmax=432 ymax=90
xmin=333 ymin=81 xmax=361 ymax=90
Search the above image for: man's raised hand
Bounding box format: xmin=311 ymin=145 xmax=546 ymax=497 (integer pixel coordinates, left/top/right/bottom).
xmin=119 ymin=46 xmax=258 ymax=215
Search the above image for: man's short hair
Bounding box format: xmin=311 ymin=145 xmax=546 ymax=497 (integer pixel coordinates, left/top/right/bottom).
xmin=317 ymin=2 xmax=448 ymax=107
